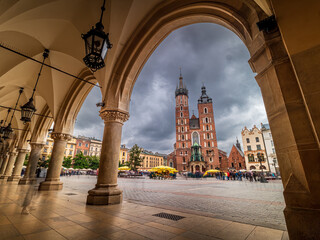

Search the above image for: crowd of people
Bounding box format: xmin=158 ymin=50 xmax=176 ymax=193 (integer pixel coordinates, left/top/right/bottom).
xmin=211 ymin=170 xmax=279 ymax=181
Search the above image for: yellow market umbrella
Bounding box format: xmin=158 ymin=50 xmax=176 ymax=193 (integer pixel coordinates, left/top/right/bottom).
xmin=118 ymin=166 xmax=131 ymax=171
xmin=206 ymin=169 xmax=220 ymax=173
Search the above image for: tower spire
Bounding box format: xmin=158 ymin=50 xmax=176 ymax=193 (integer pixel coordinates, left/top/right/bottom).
xmin=179 ymin=67 xmax=183 ymax=88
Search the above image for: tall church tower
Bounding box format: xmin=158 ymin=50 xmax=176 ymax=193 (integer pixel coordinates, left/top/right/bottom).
xmin=197 ymin=85 xmax=219 ymax=169
xmin=175 ymin=73 xmax=191 ymax=171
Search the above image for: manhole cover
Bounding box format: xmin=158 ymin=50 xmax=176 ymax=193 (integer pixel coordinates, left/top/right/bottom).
xmin=65 ymin=193 xmax=77 ymax=196
xmin=152 ymin=212 xmax=185 ymax=221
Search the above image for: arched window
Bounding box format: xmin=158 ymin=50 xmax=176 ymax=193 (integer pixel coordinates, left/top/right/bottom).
xmin=180 ymin=112 xmax=183 ymax=117
xmin=208 ymin=142 xmax=210 ymax=147
xmin=181 ymin=119 xmax=184 ymax=124
xmin=205 ymin=117 xmax=208 ymax=123
xmin=192 ymin=132 xmax=200 ymax=145
xmin=204 ymin=107 xmax=208 ymax=114
xmin=248 ymin=154 xmax=254 ymax=162
xmin=180 ymin=106 xmax=183 ymax=111
xmin=182 ymin=135 xmax=184 ymax=140
xmin=206 ymin=125 xmax=209 ymax=131
xmin=181 ymin=127 xmax=184 ymax=132
xmin=207 ymin=133 xmax=210 ymax=139
xmin=182 ymin=143 xmax=185 ymax=148
xmin=183 ymin=157 xmax=185 ymax=162
xmin=250 ymin=166 xmax=256 ymax=170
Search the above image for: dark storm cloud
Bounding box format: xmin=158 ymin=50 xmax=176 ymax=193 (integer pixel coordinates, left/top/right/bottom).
xmin=74 ymin=23 xmax=268 ymax=154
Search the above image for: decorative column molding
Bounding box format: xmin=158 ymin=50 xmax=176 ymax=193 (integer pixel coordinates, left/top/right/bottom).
xmin=0 ymin=151 xmax=18 ymax=180
xmin=8 ymin=149 xmax=29 ymax=182
xmin=50 ymin=132 xmax=72 ymax=141
xmin=38 ymin=132 xmax=72 ymax=191
xmin=19 ymin=142 xmax=44 ymax=185
xmin=99 ymin=109 xmax=129 ymax=124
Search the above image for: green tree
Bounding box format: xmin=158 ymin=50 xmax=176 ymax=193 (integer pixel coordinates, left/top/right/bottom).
xmin=63 ymin=156 xmax=72 ymax=168
xmin=128 ymin=144 xmax=144 ymax=171
xmin=38 ymin=155 xmax=50 ymax=168
xmin=23 ymin=153 xmax=29 ymax=166
xmin=73 ymin=152 xmax=89 ymax=169
xmin=88 ymin=155 xmax=100 ymax=170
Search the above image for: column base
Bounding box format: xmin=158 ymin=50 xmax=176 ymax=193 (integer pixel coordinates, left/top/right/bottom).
xmin=0 ymin=176 xmax=9 ymax=181
xmin=7 ymin=176 xmax=21 ymax=182
xmin=19 ymin=178 xmax=37 ymax=185
xmin=86 ymin=185 xmax=122 ymax=205
xmin=38 ymin=180 xmax=63 ymax=191
xmin=284 ymin=206 xmax=320 ymax=240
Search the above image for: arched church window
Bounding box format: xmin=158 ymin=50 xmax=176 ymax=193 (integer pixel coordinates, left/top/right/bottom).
xmin=181 ymin=119 xmax=183 ymax=124
xmin=204 ymin=107 xmax=208 ymax=114
xmin=180 ymin=112 xmax=183 ymax=117
xmin=208 ymin=142 xmax=210 ymax=147
xmin=182 ymin=127 xmax=184 ymax=132
xmin=192 ymin=132 xmax=200 ymax=145
xmin=206 ymin=125 xmax=209 ymax=131
xmin=180 ymin=106 xmax=183 ymax=111
xmin=182 ymin=135 xmax=184 ymax=140
xmin=205 ymin=117 xmax=208 ymax=123
xmin=207 ymin=133 xmax=210 ymax=139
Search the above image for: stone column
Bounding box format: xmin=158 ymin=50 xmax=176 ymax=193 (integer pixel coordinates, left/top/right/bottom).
xmin=249 ymin=31 xmax=320 ymax=239
xmin=7 ymin=149 xmax=28 ymax=182
xmin=87 ymin=109 xmax=129 ymax=205
xmin=19 ymin=143 xmax=44 ymax=185
xmin=0 ymin=151 xmax=18 ymax=180
xmin=0 ymin=153 xmax=8 ymax=176
xmin=38 ymin=133 xmax=71 ymax=190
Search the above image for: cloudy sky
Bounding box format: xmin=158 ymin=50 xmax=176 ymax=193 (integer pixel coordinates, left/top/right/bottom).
xmin=74 ymin=23 xmax=268 ymax=154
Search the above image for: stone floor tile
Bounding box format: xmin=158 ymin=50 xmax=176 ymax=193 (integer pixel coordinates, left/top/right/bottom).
xmin=179 ymin=231 xmax=220 ymax=240
xmin=190 ymin=218 xmax=232 ymax=236
xmin=107 ymin=229 xmax=151 ymax=240
xmin=0 ymin=224 xmax=21 ymax=239
xmin=281 ymin=231 xmax=289 ymax=240
xmin=0 ymin=215 xmax=11 ymax=225
xmin=214 ymin=222 xmax=256 ymax=240
xmin=23 ymin=229 xmax=67 ymax=240
xmin=55 ymin=223 xmax=100 ymax=240
xmin=127 ymin=224 xmax=176 ymax=240
xmin=6 ymin=213 xmax=38 ymax=224
xmin=80 ymin=221 xmax=122 ymax=234
xmin=246 ymin=226 xmax=283 ymax=240
xmin=42 ymin=216 xmax=78 ymax=229
xmin=145 ymin=222 xmax=186 ymax=234
xmin=12 ymin=219 xmax=51 ymax=235
xmin=66 ymin=213 xmax=96 ymax=223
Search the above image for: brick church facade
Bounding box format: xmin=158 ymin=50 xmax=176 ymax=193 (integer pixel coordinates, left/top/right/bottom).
xmin=173 ymin=74 xmax=219 ymax=173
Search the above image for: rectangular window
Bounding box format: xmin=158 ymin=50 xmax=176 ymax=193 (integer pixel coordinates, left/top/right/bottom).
xmin=46 ymin=141 xmax=49 ymax=145
xmin=44 ymin=148 xmax=47 ymax=153
xmin=272 ymin=148 xmax=275 ymax=154
xmin=256 ymin=137 xmax=259 ymax=142
xmin=79 ymin=142 xmax=82 ymax=147
xmin=239 ymin=163 xmax=242 ymax=168
xmin=246 ymin=138 xmax=250 ymax=143
xmin=69 ymin=151 xmax=72 ymax=155
xmin=247 ymin=146 xmax=252 ymax=151
xmin=257 ymin=145 xmax=261 ymax=150
xmin=85 ymin=143 xmax=88 ymax=147
xmin=271 ymin=140 xmax=274 ymax=146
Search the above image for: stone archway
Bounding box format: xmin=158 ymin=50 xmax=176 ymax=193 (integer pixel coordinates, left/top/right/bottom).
xmin=101 ymin=1 xmax=320 ymax=238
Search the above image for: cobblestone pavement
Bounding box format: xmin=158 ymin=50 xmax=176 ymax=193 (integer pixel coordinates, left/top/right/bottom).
xmin=61 ymin=176 xmax=286 ymax=231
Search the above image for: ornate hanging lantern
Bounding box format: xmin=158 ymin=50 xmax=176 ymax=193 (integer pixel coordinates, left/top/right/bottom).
xmin=3 ymin=88 xmax=23 ymax=139
xmin=20 ymin=49 xmax=49 ymax=123
xmin=82 ymin=0 xmax=112 ymax=72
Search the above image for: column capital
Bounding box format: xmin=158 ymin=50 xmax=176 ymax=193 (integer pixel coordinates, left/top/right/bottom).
xmin=51 ymin=133 xmax=72 ymax=141
xmin=99 ymin=108 xmax=129 ymax=124
xmin=9 ymin=151 xmax=18 ymax=157
xmin=30 ymin=142 xmax=45 ymax=149
xmin=17 ymin=149 xmax=29 ymax=154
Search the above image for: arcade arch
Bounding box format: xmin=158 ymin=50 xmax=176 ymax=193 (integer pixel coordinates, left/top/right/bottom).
xmin=0 ymin=1 xmax=318 ymax=239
